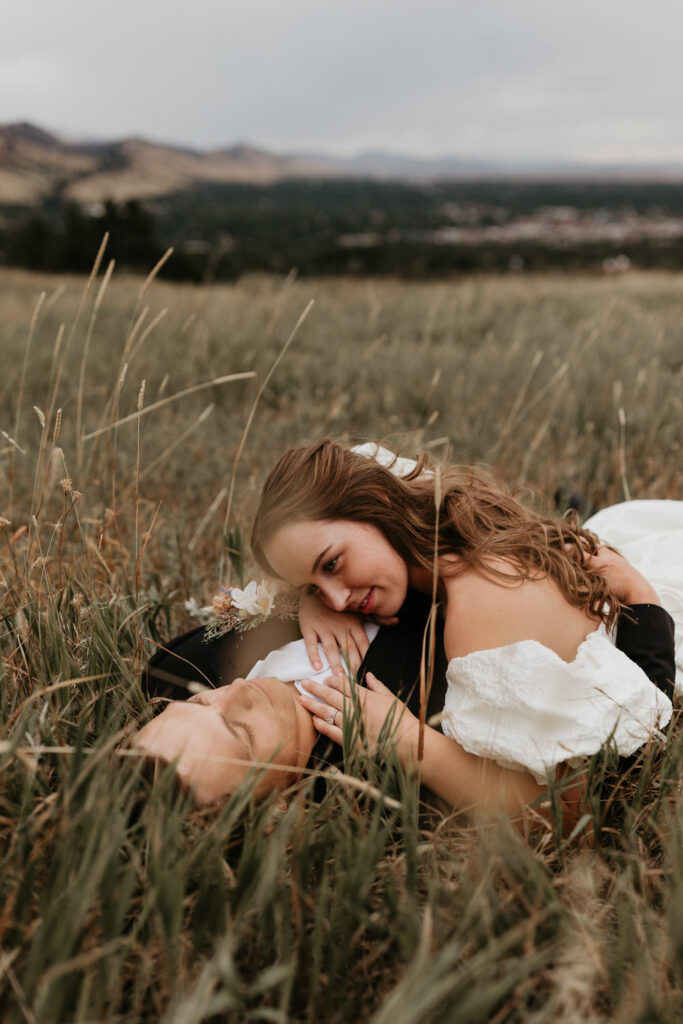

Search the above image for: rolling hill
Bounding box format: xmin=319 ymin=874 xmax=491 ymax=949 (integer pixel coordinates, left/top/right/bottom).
xmin=3 ymin=122 xmax=683 ymax=209
xmin=0 ymin=122 xmax=331 ymax=205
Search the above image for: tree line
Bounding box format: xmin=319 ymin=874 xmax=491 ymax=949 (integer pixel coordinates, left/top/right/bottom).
xmin=2 ymin=180 xmax=683 ymax=279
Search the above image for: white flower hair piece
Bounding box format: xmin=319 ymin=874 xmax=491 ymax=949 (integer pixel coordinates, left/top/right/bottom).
xmin=230 ymin=579 xmax=280 ymax=617
xmin=199 ymin=578 xmax=298 ymax=641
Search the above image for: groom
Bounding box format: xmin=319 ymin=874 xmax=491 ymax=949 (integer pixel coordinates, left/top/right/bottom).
xmin=139 ymin=580 xmax=676 ymax=805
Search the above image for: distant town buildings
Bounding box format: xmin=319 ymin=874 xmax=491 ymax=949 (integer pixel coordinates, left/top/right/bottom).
xmin=338 ymin=204 xmax=683 ymax=257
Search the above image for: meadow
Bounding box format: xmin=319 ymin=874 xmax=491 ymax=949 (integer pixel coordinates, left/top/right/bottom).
xmin=1 ymin=254 xmax=682 ymax=1022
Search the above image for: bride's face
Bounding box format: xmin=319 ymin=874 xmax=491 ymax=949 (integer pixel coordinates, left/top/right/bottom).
xmin=134 ymin=676 xmax=314 ymax=805
xmin=263 ymin=518 xmax=410 ymax=619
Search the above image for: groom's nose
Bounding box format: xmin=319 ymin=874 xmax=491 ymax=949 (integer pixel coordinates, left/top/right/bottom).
xmin=214 ymin=678 xmax=255 ymax=710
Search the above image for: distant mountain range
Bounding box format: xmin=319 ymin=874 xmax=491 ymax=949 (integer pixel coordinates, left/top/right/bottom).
xmin=2 ymin=121 xmax=683 ymax=206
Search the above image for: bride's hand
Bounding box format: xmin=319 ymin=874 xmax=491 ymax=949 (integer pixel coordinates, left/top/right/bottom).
xmin=584 ymin=545 xmax=660 ymax=605
xmin=296 ymin=671 xmax=419 ymax=763
xmin=298 ymin=592 xmax=370 ymax=675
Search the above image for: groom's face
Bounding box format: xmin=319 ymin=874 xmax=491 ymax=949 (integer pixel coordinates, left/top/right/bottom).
xmin=135 ymin=676 xmax=313 ymax=805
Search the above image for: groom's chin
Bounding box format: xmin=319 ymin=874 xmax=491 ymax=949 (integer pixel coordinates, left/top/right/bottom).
xmin=294 ymin=700 xmax=319 ymax=752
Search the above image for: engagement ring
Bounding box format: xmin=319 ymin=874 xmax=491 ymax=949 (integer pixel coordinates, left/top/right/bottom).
xmin=326 ymin=710 xmax=337 ymax=726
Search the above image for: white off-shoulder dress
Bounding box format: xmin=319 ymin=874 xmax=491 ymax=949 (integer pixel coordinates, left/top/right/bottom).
xmin=442 ymin=500 xmax=682 ymax=783
xmin=354 ymin=444 xmax=680 ymax=782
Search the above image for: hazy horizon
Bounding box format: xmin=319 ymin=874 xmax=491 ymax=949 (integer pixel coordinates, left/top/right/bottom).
xmin=6 ymin=118 xmax=683 ymax=175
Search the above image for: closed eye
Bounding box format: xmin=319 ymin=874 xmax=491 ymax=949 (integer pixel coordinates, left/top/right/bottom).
xmin=229 ymin=718 xmax=255 ymax=752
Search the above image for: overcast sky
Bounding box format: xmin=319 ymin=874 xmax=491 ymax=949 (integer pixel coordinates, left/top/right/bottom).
xmin=2 ymin=0 xmax=682 ymax=162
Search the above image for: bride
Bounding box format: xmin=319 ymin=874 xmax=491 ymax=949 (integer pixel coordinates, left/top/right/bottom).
xmin=251 ymin=440 xmax=681 ymax=820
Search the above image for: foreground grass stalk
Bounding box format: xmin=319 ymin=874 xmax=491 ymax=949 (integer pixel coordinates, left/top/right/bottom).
xmin=211 ymin=297 xmax=314 ymax=566
xmin=75 ymin=255 xmax=115 ymax=471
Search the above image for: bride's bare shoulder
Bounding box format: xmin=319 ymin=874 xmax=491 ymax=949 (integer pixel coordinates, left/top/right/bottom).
xmin=443 ymin=562 xmax=522 ymax=658
xmin=443 ymin=561 xmax=591 ymax=662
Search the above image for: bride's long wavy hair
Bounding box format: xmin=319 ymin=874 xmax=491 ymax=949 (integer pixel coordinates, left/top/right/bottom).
xmin=251 ymin=439 xmax=619 ymax=628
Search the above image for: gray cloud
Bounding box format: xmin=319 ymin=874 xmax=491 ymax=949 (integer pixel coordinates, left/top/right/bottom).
xmin=1 ymin=0 xmax=682 ymax=160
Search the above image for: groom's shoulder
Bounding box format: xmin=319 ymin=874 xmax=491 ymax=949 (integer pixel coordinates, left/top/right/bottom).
xmin=143 ymin=617 xmax=301 ymax=701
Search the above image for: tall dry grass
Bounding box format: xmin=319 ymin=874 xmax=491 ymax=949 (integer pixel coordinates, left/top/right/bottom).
xmin=0 ymin=256 xmax=682 ymax=1022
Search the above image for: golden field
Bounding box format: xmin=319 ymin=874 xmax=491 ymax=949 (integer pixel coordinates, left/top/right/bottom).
xmin=0 ymin=262 xmax=682 ymax=1022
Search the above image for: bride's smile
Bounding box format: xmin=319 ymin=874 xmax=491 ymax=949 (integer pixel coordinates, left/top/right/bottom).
xmin=262 ymin=518 xmax=412 ymax=620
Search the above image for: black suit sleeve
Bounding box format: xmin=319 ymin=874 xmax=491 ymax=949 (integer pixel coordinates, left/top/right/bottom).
xmin=616 ymin=603 xmax=676 ymax=702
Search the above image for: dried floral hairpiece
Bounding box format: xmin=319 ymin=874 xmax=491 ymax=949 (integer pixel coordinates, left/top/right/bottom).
xmin=185 ymin=579 xmax=298 ymax=642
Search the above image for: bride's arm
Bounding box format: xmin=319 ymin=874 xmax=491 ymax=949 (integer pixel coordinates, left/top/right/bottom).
xmin=582 ymin=545 xmax=660 ymax=605
xmin=412 ymin=717 xmax=548 ymax=816
xmin=295 ymin=672 xmax=581 ymax=823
